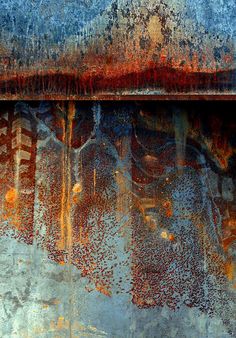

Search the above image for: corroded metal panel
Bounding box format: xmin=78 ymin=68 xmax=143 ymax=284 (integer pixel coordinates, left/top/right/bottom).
xmin=0 ymin=102 xmax=235 ymax=337
xmin=0 ymin=1 xmax=235 ymax=98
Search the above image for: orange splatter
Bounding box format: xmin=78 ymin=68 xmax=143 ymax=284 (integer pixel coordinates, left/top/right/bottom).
xmin=72 ymin=182 xmax=82 ymax=194
xmin=50 ymin=317 xmax=69 ymax=331
xmin=169 ymin=234 xmax=175 ymax=241
xmin=5 ymin=188 xmax=17 ymax=204
xmin=96 ymin=283 xmax=111 ymax=297
xmin=163 ymin=200 xmax=173 ymax=218
xmin=225 ymin=260 xmax=234 ymax=281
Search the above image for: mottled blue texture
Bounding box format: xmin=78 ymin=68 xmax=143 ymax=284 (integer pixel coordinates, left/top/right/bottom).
xmin=0 ymin=0 xmax=235 ymax=42
xmin=0 ymin=0 xmax=112 ymax=38
xmin=185 ymin=0 xmax=236 ymax=40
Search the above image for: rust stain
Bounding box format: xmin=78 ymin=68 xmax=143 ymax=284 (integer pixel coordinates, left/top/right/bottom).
xmin=5 ymin=187 xmax=18 ymax=204
xmin=58 ymin=102 xmax=75 ymax=251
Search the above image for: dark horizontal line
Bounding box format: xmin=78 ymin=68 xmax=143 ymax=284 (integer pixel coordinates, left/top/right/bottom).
xmin=0 ymin=94 xmax=236 ymax=101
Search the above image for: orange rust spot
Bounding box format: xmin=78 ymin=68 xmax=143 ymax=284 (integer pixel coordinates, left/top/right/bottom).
xmin=163 ymin=200 xmax=173 ymax=218
xmin=222 ymin=236 xmax=236 ymax=252
xmin=225 ymin=260 xmax=234 ymax=281
xmin=163 ymin=201 xmax=171 ymax=208
xmin=73 ymin=182 xmax=82 ymax=194
xmin=72 ymin=195 xmax=79 ymax=204
xmin=5 ymin=188 xmax=18 ymax=204
xmin=223 ymin=219 xmax=236 ymax=229
xmin=134 ymin=296 xmax=146 ymax=307
xmin=57 ymin=317 xmax=65 ymax=330
xmin=145 ymin=215 xmax=151 ymax=222
xmin=50 ymin=316 xmax=69 ymax=331
xmin=165 ymin=209 xmax=173 ymax=218
xmin=96 ymin=283 xmax=111 ymax=297
xmin=169 ymin=234 xmax=175 ymax=241
xmin=197 ymin=223 xmax=204 ymax=228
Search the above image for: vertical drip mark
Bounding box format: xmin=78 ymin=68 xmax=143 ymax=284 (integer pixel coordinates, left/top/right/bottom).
xmin=115 ymin=109 xmax=132 ymax=251
xmin=67 ymin=101 xmax=75 ymax=252
xmin=93 ymin=168 xmax=96 ymax=196
xmin=14 ymin=151 xmax=20 ymax=193
xmin=173 ymin=109 xmax=188 ymax=170
xmin=92 ymin=102 xmax=101 ymax=197
xmin=13 ymin=152 xmax=21 ymax=231
xmin=59 ymin=102 xmax=66 ymax=250
xmin=59 ymin=101 xmax=75 ymax=251
xmin=13 ymin=114 xmax=22 ymax=230
xmin=92 ymin=102 xmax=101 ymax=138
xmin=67 ymin=102 xmax=76 ymax=338
xmin=58 ymin=101 xmax=76 ymax=337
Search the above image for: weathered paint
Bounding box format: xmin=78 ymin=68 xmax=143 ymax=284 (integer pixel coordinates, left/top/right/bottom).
xmin=0 ymin=101 xmax=235 ymax=337
xmin=0 ymin=0 xmax=235 ymax=97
